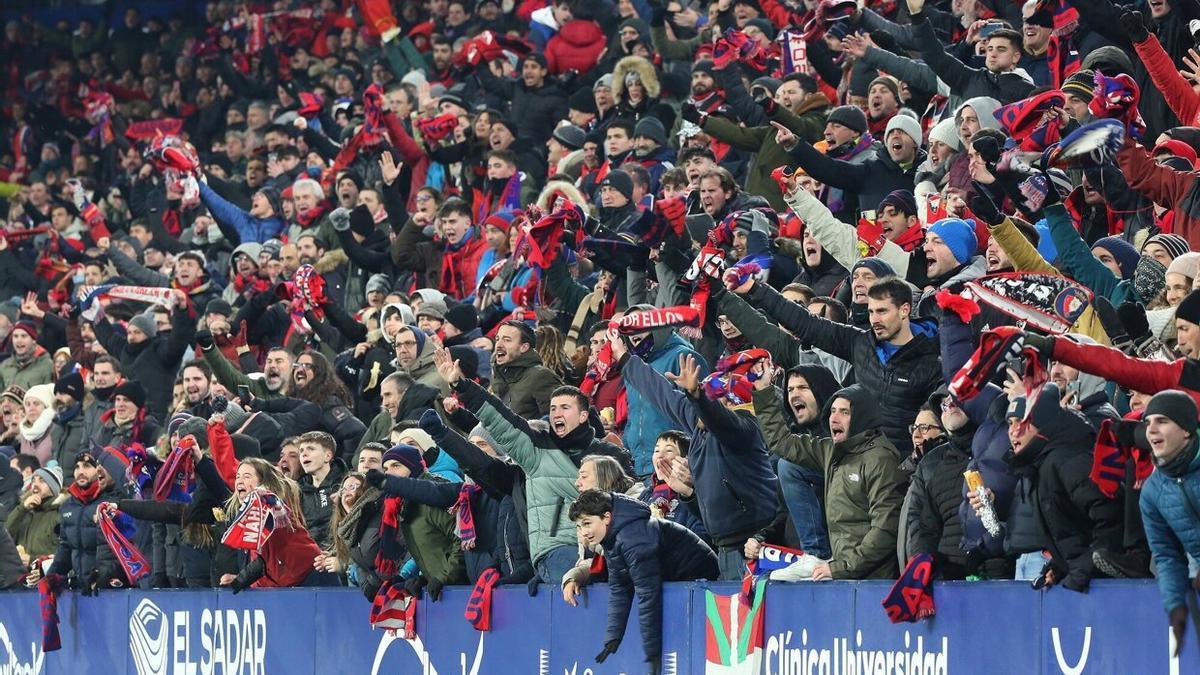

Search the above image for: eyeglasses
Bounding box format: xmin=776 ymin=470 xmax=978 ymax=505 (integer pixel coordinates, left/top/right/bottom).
xmin=292 ymin=362 xmax=314 ymax=370
xmin=415 ymin=194 xmax=434 ymax=203
xmin=908 ymin=423 xmax=943 ymax=435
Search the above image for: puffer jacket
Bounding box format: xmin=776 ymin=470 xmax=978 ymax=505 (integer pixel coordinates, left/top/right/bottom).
xmin=1007 ymin=388 xmax=1124 ymax=591
xmin=50 ymin=407 xmax=86 ymax=470
xmin=377 ymin=471 xmax=468 ymax=586
xmin=905 ymin=433 xmax=972 ymax=578
xmin=745 ymin=281 xmax=942 ymax=454
xmin=48 ymin=483 xmax=125 ymax=584
xmin=620 ymin=355 xmax=777 ymax=548
xmin=490 ymin=348 xmax=561 ymax=420
xmin=299 ymin=458 xmax=348 ymax=549
xmin=754 ymin=384 xmax=907 ymax=580
xmin=93 ymin=307 xmax=197 ymax=421
xmin=602 ymin=494 xmax=719 ymax=660
xmin=456 ymin=379 xmax=633 ymax=564
xmin=1140 ymin=442 xmax=1200 ymax=612
xmin=622 ymin=332 xmax=707 ymax=476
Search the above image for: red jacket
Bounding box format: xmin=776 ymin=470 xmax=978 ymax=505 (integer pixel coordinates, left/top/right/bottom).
xmin=1117 ymin=140 xmax=1200 ymax=250
xmin=1134 ymin=34 xmax=1200 ymax=127
xmin=251 ymin=525 xmax=322 ymax=588
xmin=440 ymin=232 xmax=488 ymax=300
xmin=382 ymin=111 xmax=431 ymax=214
xmin=1052 ymin=338 xmax=1200 ymax=406
xmin=546 ymin=20 xmax=606 ymax=75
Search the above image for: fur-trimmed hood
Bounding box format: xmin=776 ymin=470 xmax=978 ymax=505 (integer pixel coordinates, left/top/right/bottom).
xmin=613 ymin=56 xmax=661 ymax=100
xmin=537 ymin=179 xmax=591 ymax=213
xmin=314 ymin=248 xmax=349 ymax=274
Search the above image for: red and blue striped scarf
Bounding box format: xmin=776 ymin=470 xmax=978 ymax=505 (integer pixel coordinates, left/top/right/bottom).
xmin=882 ymin=553 xmax=936 ymax=622
xmin=97 ymin=507 xmax=151 ymax=585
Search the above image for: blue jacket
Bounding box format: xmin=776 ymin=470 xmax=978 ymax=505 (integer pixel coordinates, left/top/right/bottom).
xmin=622 ymin=333 xmax=707 ymax=476
xmin=620 ymin=355 xmax=778 ymax=547
xmin=601 ymin=494 xmax=718 ymax=659
xmin=1140 ymin=446 xmax=1200 ymax=612
xmin=199 ymin=183 xmax=286 ymax=244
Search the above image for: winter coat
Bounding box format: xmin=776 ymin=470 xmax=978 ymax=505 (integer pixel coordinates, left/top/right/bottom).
xmin=50 ymin=408 xmax=86 ymax=471
xmin=788 ymin=137 xmax=925 ymax=228
xmin=476 ymin=64 xmax=570 ymax=146
xmin=258 ymin=396 xmax=365 ymax=462
xmin=456 ymin=379 xmax=632 ymax=563
xmin=911 ymin=15 xmax=1034 ymax=104
xmin=0 ymin=349 xmax=54 ymax=392
xmin=1117 ymin=140 xmax=1200 ymax=251
xmin=621 ymin=355 xmax=777 ymax=548
xmin=0 ymin=524 xmax=22 ymax=589
xmin=754 ymin=384 xmax=907 ymax=579
xmin=5 ymin=492 xmax=62 ymax=557
xmin=379 ymin=471 xmax=467 ymax=586
xmin=744 ymin=281 xmax=942 ymax=454
xmin=622 ymin=332 xmax=707 ymax=476
xmin=48 ymin=484 xmax=125 ymax=584
xmin=703 ymin=94 xmax=832 ymax=212
xmin=299 ymin=459 xmax=348 ymax=549
xmin=95 ymin=411 xmax=162 ymax=450
xmin=93 ymin=308 xmax=197 ymax=421
xmin=602 ymin=494 xmax=719 ymax=660
xmin=545 ymin=20 xmax=606 ymax=75
xmin=904 ymin=434 xmax=971 ymax=578
xmin=1049 ymin=337 xmax=1200 ymax=408
xmin=341 ymin=492 xmax=388 ymax=598
xmin=1140 ymin=443 xmax=1200 ymax=612
xmin=0 ymin=463 xmax=21 ymax=523
xmin=490 ymin=348 xmax=561 ymax=420
xmin=1008 ymin=401 xmax=1123 ymax=591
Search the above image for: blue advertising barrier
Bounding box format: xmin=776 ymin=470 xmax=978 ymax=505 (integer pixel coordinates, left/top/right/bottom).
xmin=0 ymin=580 xmax=1193 ymax=674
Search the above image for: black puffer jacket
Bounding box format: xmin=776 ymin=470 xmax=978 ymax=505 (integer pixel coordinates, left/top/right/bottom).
xmin=475 ymin=66 xmax=569 ymax=146
xmin=1008 ymin=384 xmax=1124 ymax=591
xmin=905 ymin=431 xmax=972 ymax=578
xmin=93 ymin=308 xmax=197 ymax=421
xmin=602 ymin=494 xmax=719 ymax=660
xmin=48 ymin=484 xmax=124 ymax=585
xmin=299 ymin=458 xmax=348 ymax=549
xmin=745 ymin=281 xmax=942 ymax=454
xmin=788 ymin=139 xmax=928 ymax=227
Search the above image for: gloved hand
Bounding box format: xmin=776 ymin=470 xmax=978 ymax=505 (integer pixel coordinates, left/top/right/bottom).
xmin=1021 ymin=331 xmax=1055 ymax=357
xmin=426 ymin=577 xmax=444 ymax=602
xmin=1031 ymin=562 xmax=1058 ymax=590
xmin=405 ymin=575 xmax=427 ymax=599
xmin=649 ymin=0 xmax=669 ymax=26
xmin=753 ymin=88 xmax=777 ymax=115
xmin=329 ymin=206 xmax=351 ymax=232
xmin=968 ymin=190 xmax=1004 ymax=226
xmin=81 ymin=570 xmax=101 ymax=597
xmin=1170 ymin=605 xmax=1188 ymax=656
xmin=1113 ymin=419 xmax=1140 ymax=448
xmin=595 ymin=639 xmax=621 ymax=663
xmin=419 ymin=408 xmax=446 ymax=437
xmin=972 ymin=134 xmax=1003 ymax=168
xmin=364 ymin=468 xmax=387 ymax=488
xmin=1117 ymin=301 xmax=1151 ymax=342
xmin=1093 ymin=296 xmax=1133 ymax=353
xmin=1121 ymin=10 xmax=1150 ymax=42
xmin=527 ymin=576 xmax=540 ymax=597
xmin=654 ymin=196 xmax=687 ymax=234
xmin=195 ymin=328 xmax=215 ymax=351
xmin=869 ymin=29 xmax=898 ymax=52
xmin=680 ymin=102 xmax=702 ymax=125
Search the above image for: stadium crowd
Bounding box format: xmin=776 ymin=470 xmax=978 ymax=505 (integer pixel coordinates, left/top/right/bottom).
xmin=3 ymin=0 xmax=1200 ymax=669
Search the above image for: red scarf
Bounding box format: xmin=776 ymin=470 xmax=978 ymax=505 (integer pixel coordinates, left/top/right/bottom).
xmin=439 ymin=231 xmax=486 ymax=299
xmin=295 ymin=201 xmax=330 ymax=229
xmin=464 ymin=568 xmax=501 ymax=631
xmin=233 ymin=272 xmax=272 ymax=295
xmin=69 ymin=480 xmax=103 ymax=505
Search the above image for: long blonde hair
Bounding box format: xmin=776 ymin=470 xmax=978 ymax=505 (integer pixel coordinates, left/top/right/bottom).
xmin=224 ymin=458 xmax=307 ymax=530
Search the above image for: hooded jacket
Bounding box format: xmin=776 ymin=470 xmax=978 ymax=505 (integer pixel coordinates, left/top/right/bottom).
xmin=743 ymin=281 xmax=942 ymax=454
xmin=48 ymin=481 xmax=125 ymax=585
xmin=601 ymin=494 xmax=719 ymax=660
xmin=198 ymin=183 xmax=287 ymax=244
xmin=1006 ymin=384 xmax=1123 ymax=591
xmin=545 ymin=20 xmax=607 ymax=75
xmin=754 ymin=384 xmax=907 ymax=579
xmin=620 ymin=355 xmax=778 ymax=548
xmin=491 ymin=348 xmax=561 ymax=420
xmin=5 ymin=490 xmax=63 ymax=557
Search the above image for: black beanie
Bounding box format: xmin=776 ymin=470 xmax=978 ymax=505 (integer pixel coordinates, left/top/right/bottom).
xmin=445 ymin=303 xmax=479 ymax=333
xmin=349 ymin=204 xmax=376 ymax=238
xmin=1178 ymin=289 xmax=1200 ymax=326
xmin=827 ymin=105 xmax=868 ymax=134
xmin=598 ymin=169 xmax=634 ymax=201
xmin=1145 ymin=390 xmax=1198 ymax=433
xmin=113 ymin=380 xmax=147 ymax=409
xmin=569 ymin=88 xmax=597 ymax=114
xmin=54 ymin=371 xmax=85 ymax=402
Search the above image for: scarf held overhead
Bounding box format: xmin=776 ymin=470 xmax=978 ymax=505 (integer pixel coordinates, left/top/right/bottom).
xmin=77 ymin=284 xmax=178 ymax=322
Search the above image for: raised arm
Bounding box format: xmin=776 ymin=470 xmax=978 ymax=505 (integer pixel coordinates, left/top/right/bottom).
xmin=744 ymin=280 xmax=862 ymax=361
xmin=750 ymin=385 xmax=829 ymax=471
xmin=1043 ymin=203 xmax=1121 ymax=299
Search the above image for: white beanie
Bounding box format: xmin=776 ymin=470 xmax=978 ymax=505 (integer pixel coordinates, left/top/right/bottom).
xmin=929 ymin=117 xmax=961 ymax=151
xmin=884 ymin=112 xmax=923 ymax=146
xmin=24 ymin=384 xmax=54 ymax=409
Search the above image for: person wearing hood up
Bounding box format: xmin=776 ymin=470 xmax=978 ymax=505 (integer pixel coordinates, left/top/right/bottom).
xmin=571 ymin=490 xmax=718 ymax=674
xmin=728 ymin=274 xmax=941 ymax=456
xmin=776 ymin=364 xmax=841 ymax=560
xmin=982 ymin=382 xmax=1123 ymax=592
xmin=752 ymin=365 xmax=908 ymax=580
xmin=1138 ymin=390 xmax=1200 ymax=654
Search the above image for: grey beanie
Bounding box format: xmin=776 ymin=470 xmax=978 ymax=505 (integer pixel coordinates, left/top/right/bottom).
xmin=128 ymin=310 xmax=158 ymax=339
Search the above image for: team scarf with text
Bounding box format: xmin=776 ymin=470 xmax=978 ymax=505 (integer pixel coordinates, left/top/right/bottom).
xmin=449 ymin=483 xmax=481 ymax=550
xmin=464 ymin=567 xmax=502 ymax=631
xmin=1091 ymin=412 xmax=1153 ymax=498
xmin=221 ymin=488 xmax=289 ymax=553
xmin=740 ymin=542 xmax=806 ymax=603
xmin=152 ymin=436 xmax=197 ymax=503
xmin=76 ymin=284 xmax=178 ymax=321
xmin=97 ymin=507 xmax=151 ymax=584
xmin=39 ymin=574 xmax=65 ymax=652
xmin=882 ymin=554 xmax=936 ymax=623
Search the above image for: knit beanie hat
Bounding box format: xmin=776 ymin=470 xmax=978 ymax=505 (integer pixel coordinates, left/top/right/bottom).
xmin=827 ymin=105 xmax=867 ymax=134
xmin=569 ymin=88 xmax=597 ymax=114
xmin=365 ymin=273 xmax=391 ymax=296
xmin=468 ymin=424 xmax=502 ymax=454
xmin=598 ymin=170 xmax=634 ymax=201
xmin=449 ymin=345 xmax=481 ymax=382
xmin=868 ymin=75 xmax=900 ymax=103
xmin=129 ymin=310 xmax=159 ymax=339
xmin=750 ymin=76 xmax=782 ymax=96
xmin=633 ymin=117 xmax=667 ymax=147
xmin=349 ymin=204 xmax=377 ymax=238
xmin=928 ymin=117 xmax=961 ymax=151
xmin=1061 ymin=69 xmax=1096 ymax=101
xmin=24 ymin=384 xmax=53 ymax=410
xmin=167 ymin=411 xmax=194 ymax=440
xmin=396 ymin=427 xmax=436 ymax=452
xmin=1168 ymin=252 xmax=1200 ymax=280
xmin=691 ymin=59 xmax=716 ymax=76
xmin=220 ymin=399 xmax=252 ymax=430
xmin=98 ymin=446 xmax=131 ymax=484
xmin=445 ymin=303 xmax=479 ymax=333
xmin=1145 ymin=390 xmax=1198 ymax=433
xmin=929 ymin=218 xmax=979 ymax=265
xmin=1176 ymin=289 xmax=1200 ymax=326
xmin=34 ymin=465 xmax=63 ymax=494
xmin=177 ymin=416 xmax=210 ymax=450
xmin=113 ymin=381 xmax=146 ymax=409
xmin=54 ymin=371 xmax=85 ymax=402
xmin=382 ymin=443 xmax=425 ymax=475
xmin=851 ymin=256 xmax=896 ymax=278
xmin=400 ymin=325 xmax=426 ymax=354
xmin=1133 ymin=256 xmax=1168 ymax=304
xmin=1143 ymin=233 xmax=1190 ymax=262
xmin=552 ymin=123 xmax=587 ymax=151
xmin=884 ymin=113 xmax=923 ymax=145
xmin=11 ymin=320 xmax=37 ymax=342
xmin=877 ymin=190 xmax=918 ymax=218
xmin=1092 ymin=236 xmax=1139 ymax=279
